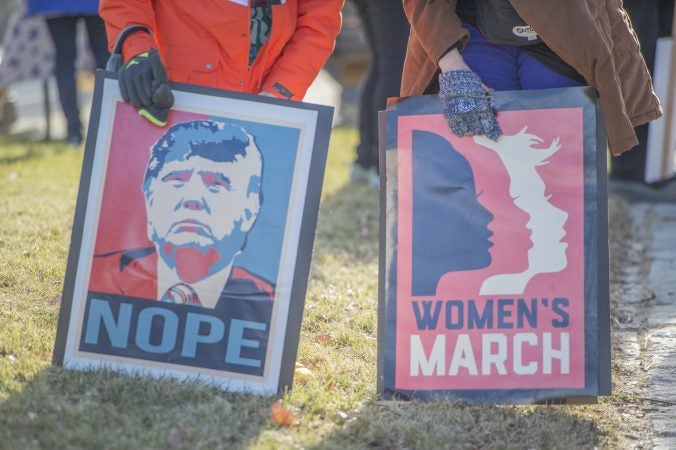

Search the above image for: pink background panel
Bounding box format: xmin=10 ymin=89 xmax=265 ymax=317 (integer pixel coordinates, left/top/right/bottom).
xmin=394 ymin=109 xmax=585 ymax=391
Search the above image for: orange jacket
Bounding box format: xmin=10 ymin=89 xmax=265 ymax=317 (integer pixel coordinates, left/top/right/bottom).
xmin=100 ymin=0 xmax=343 ymax=100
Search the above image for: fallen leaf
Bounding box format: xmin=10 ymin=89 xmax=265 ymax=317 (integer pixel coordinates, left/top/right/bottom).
xmin=271 ymin=400 xmax=295 ymax=427
xmin=315 ymin=333 xmax=332 ymax=344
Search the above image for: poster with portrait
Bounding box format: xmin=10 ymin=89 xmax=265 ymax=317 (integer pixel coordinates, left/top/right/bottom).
xmin=378 ymin=87 xmax=611 ymax=403
xmin=53 ymin=72 xmax=333 ymax=395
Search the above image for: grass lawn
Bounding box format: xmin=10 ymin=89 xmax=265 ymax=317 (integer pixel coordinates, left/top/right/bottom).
xmin=0 ymin=130 xmax=626 ymax=449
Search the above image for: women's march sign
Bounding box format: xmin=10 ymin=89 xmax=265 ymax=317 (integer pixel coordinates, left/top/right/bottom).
xmin=378 ymin=87 xmax=611 ymax=403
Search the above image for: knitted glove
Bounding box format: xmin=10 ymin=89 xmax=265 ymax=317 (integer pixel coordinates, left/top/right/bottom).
xmin=438 ymin=70 xmax=501 ymax=141
xmin=118 ymin=49 xmax=174 ymax=126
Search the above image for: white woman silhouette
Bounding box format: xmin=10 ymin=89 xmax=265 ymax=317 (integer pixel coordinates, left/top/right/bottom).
xmin=473 ymin=127 xmax=569 ymax=295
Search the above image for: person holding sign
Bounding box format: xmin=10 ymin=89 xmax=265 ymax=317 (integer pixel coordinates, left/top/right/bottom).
xmin=401 ymin=0 xmax=662 ymax=157
xmin=99 ymin=0 xmax=343 ymax=124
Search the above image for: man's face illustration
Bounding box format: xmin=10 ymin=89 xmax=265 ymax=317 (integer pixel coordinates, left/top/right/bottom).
xmin=146 ymin=154 xmax=258 ymax=249
xmin=143 ymin=123 xmax=262 ymax=277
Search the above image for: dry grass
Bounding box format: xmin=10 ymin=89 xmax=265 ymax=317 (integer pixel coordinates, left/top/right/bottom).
xmin=0 ymin=131 xmax=634 ymax=449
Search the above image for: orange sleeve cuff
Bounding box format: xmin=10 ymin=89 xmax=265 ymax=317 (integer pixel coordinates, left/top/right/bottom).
xmin=121 ymin=33 xmax=156 ymax=63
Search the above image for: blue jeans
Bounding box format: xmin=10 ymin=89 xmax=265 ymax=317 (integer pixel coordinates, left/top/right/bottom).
xmin=461 ymin=23 xmax=583 ymax=91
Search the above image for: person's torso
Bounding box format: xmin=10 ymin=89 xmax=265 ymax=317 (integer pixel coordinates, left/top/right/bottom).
xmin=152 ymin=0 xmax=297 ymax=93
xmin=456 ymin=0 xmax=583 ymax=83
xmin=456 ymin=0 xmax=541 ymax=46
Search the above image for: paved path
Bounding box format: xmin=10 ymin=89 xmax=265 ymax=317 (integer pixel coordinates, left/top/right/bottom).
xmin=634 ymin=202 xmax=676 ymax=449
xmin=610 ymin=181 xmax=676 ymax=449
xmin=7 ymin=77 xmax=75 ymax=141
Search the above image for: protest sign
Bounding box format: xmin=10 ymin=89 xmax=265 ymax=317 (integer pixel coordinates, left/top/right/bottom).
xmin=54 ymin=72 xmax=333 ymax=395
xmin=378 ymin=87 xmax=610 ymax=403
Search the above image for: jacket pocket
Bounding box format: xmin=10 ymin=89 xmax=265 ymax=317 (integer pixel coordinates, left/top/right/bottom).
xmin=164 ymin=45 xmax=221 ymax=86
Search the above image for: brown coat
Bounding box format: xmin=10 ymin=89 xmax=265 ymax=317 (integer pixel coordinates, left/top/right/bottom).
xmin=401 ymin=0 xmax=662 ymax=155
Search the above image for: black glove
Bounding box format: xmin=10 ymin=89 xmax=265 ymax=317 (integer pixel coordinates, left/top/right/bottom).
xmin=118 ymin=49 xmax=174 ymax=126
xmin=438 ymin=70 xmax=501 ymax=141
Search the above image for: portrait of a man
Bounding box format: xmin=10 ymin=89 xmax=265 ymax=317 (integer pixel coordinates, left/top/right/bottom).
xmin=89 ymin=119 xmax=275 ymax=309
